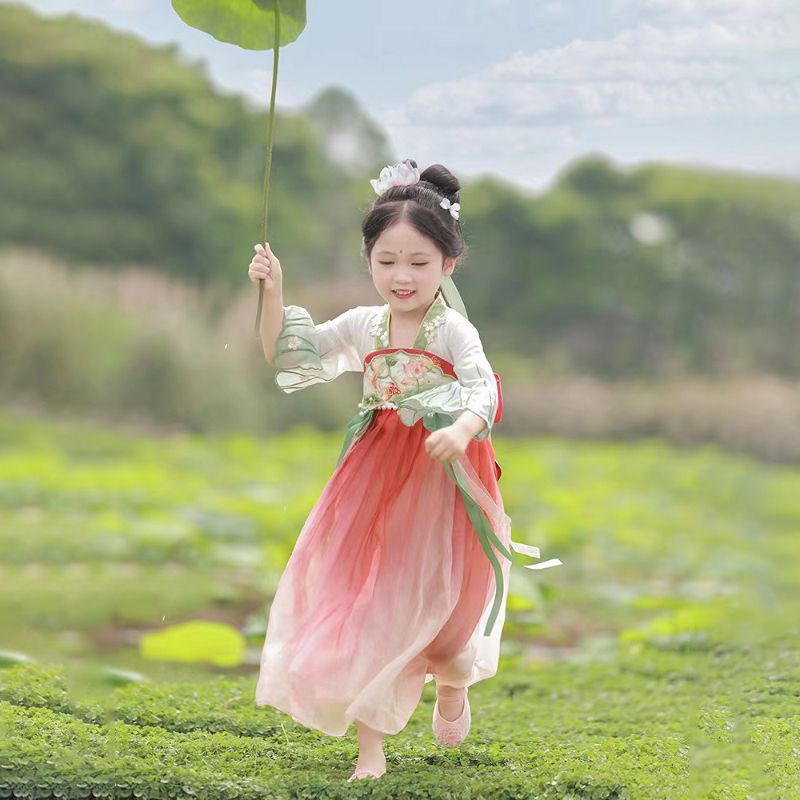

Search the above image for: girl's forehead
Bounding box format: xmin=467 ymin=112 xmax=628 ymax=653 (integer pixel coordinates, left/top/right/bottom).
xmin=375 ymin=226 xmax=435 ymax=255
xmin=375 ymin=247 xmax=432 ymax=255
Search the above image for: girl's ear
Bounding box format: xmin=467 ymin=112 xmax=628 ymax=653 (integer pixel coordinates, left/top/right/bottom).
xmin=443 ymin=258 xmax=456 ymax=276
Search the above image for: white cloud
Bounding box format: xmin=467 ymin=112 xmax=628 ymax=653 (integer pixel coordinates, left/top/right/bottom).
xmin=381 ymin=2 xmax=800 ymax=190
xmin=386 ymin=15 xmax=800 ymax=128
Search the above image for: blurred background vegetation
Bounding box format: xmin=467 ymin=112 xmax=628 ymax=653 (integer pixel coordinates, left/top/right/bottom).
xmin=1 ymin=5 xmax=799 ymax=794
xmin=2 ymin=3 xmax=800 ymax=462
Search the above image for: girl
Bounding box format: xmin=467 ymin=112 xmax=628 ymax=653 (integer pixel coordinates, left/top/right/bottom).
xmin=249 ymin=159 xmax=561 ymax=782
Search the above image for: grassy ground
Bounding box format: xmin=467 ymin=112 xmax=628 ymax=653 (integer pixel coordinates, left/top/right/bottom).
xmin=0 ymin=408 xmax=798 ymax=798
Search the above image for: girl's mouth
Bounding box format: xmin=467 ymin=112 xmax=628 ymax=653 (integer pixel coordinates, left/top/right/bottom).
xmin=392 ymin=289 xmax=416 ymax=299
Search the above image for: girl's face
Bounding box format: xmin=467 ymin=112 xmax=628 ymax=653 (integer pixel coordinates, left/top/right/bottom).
xmin=368 ymin=219 xmax=455 ymax=317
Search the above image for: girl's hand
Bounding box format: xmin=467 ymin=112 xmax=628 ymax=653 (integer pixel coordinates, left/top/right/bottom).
xmin=248 ymin=242 xmax=283 ymax=292
xmin=425 ymin=424 xmax=471 ymax=463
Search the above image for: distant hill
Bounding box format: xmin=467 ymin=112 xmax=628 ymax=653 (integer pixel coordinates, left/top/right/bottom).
xmin=461 ymin=157 xmax=800 ymax=375
xmin=2 ymin=2 xmax=799 ymax=377
xmin=0 ymin=3 xmax=387 ymax=285
xmin=303 ymin=86 xmax=393 ymax=175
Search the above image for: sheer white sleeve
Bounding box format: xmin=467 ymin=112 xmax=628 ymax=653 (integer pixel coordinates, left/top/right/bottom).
xmin=272 ymin=305 xmax=363 ymax=392
xmin=444 ymin=313 xmax=499 ymax=440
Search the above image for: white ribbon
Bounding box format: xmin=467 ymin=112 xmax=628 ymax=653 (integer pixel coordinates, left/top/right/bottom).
xmin=510 ymin=539 xmax=563 ymax=569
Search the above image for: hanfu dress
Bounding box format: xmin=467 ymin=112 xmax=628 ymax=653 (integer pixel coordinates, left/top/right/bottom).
xmin=255 ymin=290 xmax=561 ymax=736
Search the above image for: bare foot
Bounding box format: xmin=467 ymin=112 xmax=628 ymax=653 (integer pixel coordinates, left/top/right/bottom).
xmin=348 ymin=749 xmax=386 ymax=780
xmin=436 ymin=684 xmax=466 ymax=721
xmin=348 ymin=720 xmax=387 ymax=780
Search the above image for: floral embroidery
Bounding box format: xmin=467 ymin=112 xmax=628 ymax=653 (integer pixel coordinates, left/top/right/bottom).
xmin=368 ymin=312 xmax=388 ymax=348
xmin=284 ymin=335 xmax=301 ymax=351
xmin=420 ymin=310 xmax=446 ymax=344
xmin=358 ymin=349 xmax=455 ymax=412
xmin=372 ymin=291 xmax=448 ymax=351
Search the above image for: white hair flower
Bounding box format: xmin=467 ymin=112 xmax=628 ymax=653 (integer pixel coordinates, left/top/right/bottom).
xmin=439 ymin=197 xmax=460 ymax=220
xmin=369 ymin=161 xmax=421 ymax=194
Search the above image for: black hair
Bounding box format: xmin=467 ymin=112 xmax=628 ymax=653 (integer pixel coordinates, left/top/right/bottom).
xmin=360 ymin=159 xmax=468 ymax=269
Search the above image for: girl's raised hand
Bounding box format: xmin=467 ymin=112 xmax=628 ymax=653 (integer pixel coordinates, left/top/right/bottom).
xmin=248 ymin=242 xmax=283 ymax=292
xmin=424 ymin=425 xmax=471 ymax=463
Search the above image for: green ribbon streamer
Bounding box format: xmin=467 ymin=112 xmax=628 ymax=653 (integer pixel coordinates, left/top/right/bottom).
xmin=337 ymin=407 xmax=527 ymax=637
xmin=337 ymin=408 xmax=376 ymax=465
xmin=439 ymin=274 xmax=469 ymax=320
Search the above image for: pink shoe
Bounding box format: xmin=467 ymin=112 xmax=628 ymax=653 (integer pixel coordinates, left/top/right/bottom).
xmin=432 ymin=686 xmax=470 ymax=747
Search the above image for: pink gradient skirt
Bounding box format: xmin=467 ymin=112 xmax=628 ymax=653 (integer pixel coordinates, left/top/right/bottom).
xmin=255 ymin=408 xmax=512 ymax=736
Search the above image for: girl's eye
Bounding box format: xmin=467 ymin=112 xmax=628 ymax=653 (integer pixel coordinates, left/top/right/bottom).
xmin=377 ymin=261 xmax=428 ymax=266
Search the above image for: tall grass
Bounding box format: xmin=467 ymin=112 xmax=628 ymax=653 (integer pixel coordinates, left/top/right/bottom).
xmin=2 ymin=246 xmax=799 ymax=461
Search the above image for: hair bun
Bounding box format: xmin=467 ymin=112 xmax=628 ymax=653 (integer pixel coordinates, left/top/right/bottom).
xmin=420 ymin=163 xmax=460 ymax=199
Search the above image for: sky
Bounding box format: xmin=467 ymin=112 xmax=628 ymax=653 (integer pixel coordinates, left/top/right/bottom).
xmin=9 ymin=0 xmax=800 ymax=193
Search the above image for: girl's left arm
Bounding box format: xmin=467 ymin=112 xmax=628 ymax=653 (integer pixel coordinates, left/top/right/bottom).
xmin=422 ymin=315 xmax=498 ymax=463
xmin=395 ymin=312 xmax=499 ymax=460
xmin=451 ymin=408 xmax=491 ymax=439
xmin=444 ymin=313 xmax=499 ymax=442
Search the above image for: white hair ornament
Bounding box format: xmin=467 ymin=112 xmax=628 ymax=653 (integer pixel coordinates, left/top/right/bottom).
xmin=369 ymin=161 xmax=461 ymax=220
xmin=439 ymin=197 xmax=460 ymax=220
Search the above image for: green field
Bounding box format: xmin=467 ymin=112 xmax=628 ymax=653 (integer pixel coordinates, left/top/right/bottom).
xmin=1 ymin=408 xmax=799 ymax=798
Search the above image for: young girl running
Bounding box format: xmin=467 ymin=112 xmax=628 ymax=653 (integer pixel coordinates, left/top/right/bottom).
xmin=250 ymin=159 xmax=561 ymax=782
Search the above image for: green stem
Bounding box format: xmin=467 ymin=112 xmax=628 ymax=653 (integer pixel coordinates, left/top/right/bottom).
xmin=254 ymin=2 xmax=281 ymax=336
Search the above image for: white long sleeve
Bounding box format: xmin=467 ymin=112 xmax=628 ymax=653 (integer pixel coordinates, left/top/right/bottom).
xmin=392 ymin=309 xmax=499 ymax=441
xmin=444 ymin=311 xmax=499 ymax=439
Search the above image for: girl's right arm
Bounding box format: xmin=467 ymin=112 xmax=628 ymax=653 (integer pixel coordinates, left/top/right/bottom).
xmin=248 ymin=242 xmax=283 ymax=364
xmin=248 ymin=242 xmax=364 ymax=392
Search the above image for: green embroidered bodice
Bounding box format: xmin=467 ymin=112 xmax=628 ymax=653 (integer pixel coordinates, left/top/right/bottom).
xmin=358 ymin=291 xmax=457 ymax=414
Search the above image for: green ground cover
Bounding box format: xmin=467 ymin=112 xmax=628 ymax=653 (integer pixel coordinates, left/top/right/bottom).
xmin=0 ymin=409 xmax=798 ymax=798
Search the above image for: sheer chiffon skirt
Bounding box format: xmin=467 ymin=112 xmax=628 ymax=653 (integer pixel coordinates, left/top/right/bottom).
xmin=255 ymin=409 xmax=512 ymax=736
